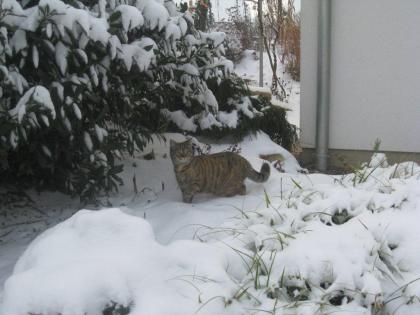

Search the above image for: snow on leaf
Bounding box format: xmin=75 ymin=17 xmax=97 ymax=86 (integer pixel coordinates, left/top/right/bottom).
xmin=203 ymin=89 xmax=218 ymax=110
xmin=41 ymin=0 xmax=90 ymax=34
xmin=63 ymin=117 xmax=71 ymax=131
xmin=182 ymin=11 xmax=194 ymax=24
xmin=78 ymin=33 xmax=89 ymax=50
xmin=201 ymin=31 xmax=226 ymax=47
xmin=40 ymin=114 xmax=49 ymax=127
xmin=98 ymin=0 xmax=106 ymax=18
xmin=115 ymin=5 xmax=144 ymax=32
xmin=9 ymin=86 xmax=56 ymax=123
xmin=184 ymin=34 xmax=200 ymax=46
xmin=55 ymin=42 xmax=69 ymax=75
xmin=75 ymin=49 xmax=88 ymax=64
xmin=22 ymin=0 xmax=111 ymax=44
xmin=177 ymin=63 xmax=199 ymax=76
xmin=119 ymin=45 xmax=135 ymax=70
xmin=46 ymin=23 xmax=52 ymax=38
xmin=28 ymin=112 xmax=39 ymax=128
xmin=178 ymin=17 xmax=188 ymax=35
xmin=56 ymin=24 xmax=65 ymax=38
xmin=118 ymin=42 xmax=154 ymax=71
xmin=98 ymin=67 xmax=109 ymax=93
xmin=0 ymin=66 xmax=8 ymax=78
xmin=19 ymin=6 xmax=40 ymax=31
xmin=19 ymin=126 xmax=27 ymax=141
xmin=218 ymin=58 xmax=234 ymax=76
xmin=236 ymin=96 xmax=256 ymax=118
xmin=94 ymin=124 xmax=105 ymax=143
xmin=134 ymin=0 xmax=147 ymax=11
xmin=142 ymin=0 xmax=169 ymax=31
xmin=1 ymin=0 xmax=25 ymax=27
xmin=0 ymin=26 xmax=7 ymax=43
xmin=164 ymin=0 xmax=179 ymax=17
xmin=42 ymin=39 xmax=55 ymax=53
xmin=165 ymin=21 xmax=181 ymax=41
xmin=9 ymin=29 xmax=27 ymax=53
xmin=32 ymin=45 xmax=39 ymax=68
xmin=217 ymin=110 xmax=238 ymax=129
xmin=161 ymin=109 xmax=197 ymax=132
xmin=9 ymin=130 xmax=18 ymax=148
xmin=94 ymin=150 xmax=108 ymax=166
xmin=108 ymin=35 xmax=121 ymax=60
xmin=137 ymin=37 xmax=157 ymax=51
xmin=65 ymin=96 xmax=73 ymax=105
xmin=89 ymin=66 xmax=99 ymax=87
xmin=7 ymin=70 xmax=28 ymax=95
xmin=72 ymin=103 xmax=82 ymax=120
xmin=69 ymin=75 xmax=81 ymax=85
xmin=42 ymin=145 xmax=52 ymax=157
xmin=198 ymin=112 xmax=222 ymax=130
xmin=88 ymin=17 xmax=110 ymax=43
xmin=84 ymin=132 xmax=93 ymax=151
xmin=107 ymin=0 xmax=116 ymax=10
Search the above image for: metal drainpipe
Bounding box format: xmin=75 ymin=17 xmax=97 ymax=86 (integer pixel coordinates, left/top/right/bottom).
xmin=315 ymin=0 xmax=332 ymax=172
xmin=258 ymin=0 xmax=264 ymax=87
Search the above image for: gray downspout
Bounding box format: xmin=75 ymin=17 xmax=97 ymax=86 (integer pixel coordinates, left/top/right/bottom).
xmin=258 ymin=0 xmax=264 ymax=87
xmin=315 ymin=0 xmax=332 ymax=172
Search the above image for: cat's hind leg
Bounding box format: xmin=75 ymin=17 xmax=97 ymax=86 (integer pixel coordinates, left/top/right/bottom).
xmin=232 ymin=183 xmax=246 ymax=196
xmin=239 ymin=184 xmax=246 ymax=195
xmin=218 ymin=184 xmax=246 ymax=197
xmin=217 ymin=189 xmax=236 ymax=197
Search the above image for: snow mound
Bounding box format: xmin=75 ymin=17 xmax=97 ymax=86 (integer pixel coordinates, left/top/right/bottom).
xmin=140 ymin=131 xmax=302 ymax=174
xmin=368 ymin=152 xmax=389 ymax=168
xmin=238 ymin=132 xmax=301 ymax=173
xmin=1 ymin=208 xmax=247 ymax=315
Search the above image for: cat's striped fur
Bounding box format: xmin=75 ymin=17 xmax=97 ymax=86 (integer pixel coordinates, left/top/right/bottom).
xmin=170 ymin=139 xmax=270 ymax=203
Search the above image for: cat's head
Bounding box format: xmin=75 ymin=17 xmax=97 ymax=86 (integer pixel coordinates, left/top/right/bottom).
xmin=170 ymin=139 xmax=193 ymax=165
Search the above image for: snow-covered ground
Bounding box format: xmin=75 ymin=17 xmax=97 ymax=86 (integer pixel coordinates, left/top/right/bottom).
xmin=3 ymin=36 xmax=420 ymax=314
xmin=235 ymin=50 xmax=300 ymax=128
xmin=2 ymin=132 xmax=420 ymax=314
xmin=3 ymin=48 xmax=420 ymax=314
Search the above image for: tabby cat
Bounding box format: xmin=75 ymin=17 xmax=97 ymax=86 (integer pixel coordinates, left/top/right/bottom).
xmin=170 ymin=139 xmax=270 ymax=203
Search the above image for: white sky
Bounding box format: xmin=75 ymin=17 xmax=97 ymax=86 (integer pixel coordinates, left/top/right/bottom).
xmin=173 ymin=0 xmax=301 ymax=22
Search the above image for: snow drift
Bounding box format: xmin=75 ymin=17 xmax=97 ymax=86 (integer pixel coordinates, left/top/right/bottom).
xmin=1 ymin=208 xmax=247 ymax=315
xmin=2 ymin=133 xmax=420 ymax=315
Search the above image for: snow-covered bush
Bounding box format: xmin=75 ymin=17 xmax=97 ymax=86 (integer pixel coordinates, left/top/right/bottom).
xmin=205 ymin=76 xmax=298 ymax=150
xmin=0 ymin=0 xmax=296 ymax=201
xmin=1 ymin=0 xmax=165 ymax=200
xmin=223 ymin=32 xmax=243 ymax=62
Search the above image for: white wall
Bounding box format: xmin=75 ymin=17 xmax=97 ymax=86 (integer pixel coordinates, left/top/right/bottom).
xmin=301 ymin=0 xmax=318 ymax=149
xmin=301 ymin=0 xmax=420 ymax=152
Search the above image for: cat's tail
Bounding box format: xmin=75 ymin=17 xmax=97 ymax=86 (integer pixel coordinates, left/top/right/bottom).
xmin=246 ymin=162 xmax=270 ymax=183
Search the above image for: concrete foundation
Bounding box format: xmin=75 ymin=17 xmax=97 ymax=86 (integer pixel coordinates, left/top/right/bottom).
xmin=300 ymin=148 xmax=420 ymax=173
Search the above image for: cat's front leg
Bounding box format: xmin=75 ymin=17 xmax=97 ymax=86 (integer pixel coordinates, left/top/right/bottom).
xmin=182 ymin=192 xmax=194 ymax=203
xmin=181 ymin=183 xmax=200 ymax=203
xmin=180 ymin=185 xmax=194 ymax=203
